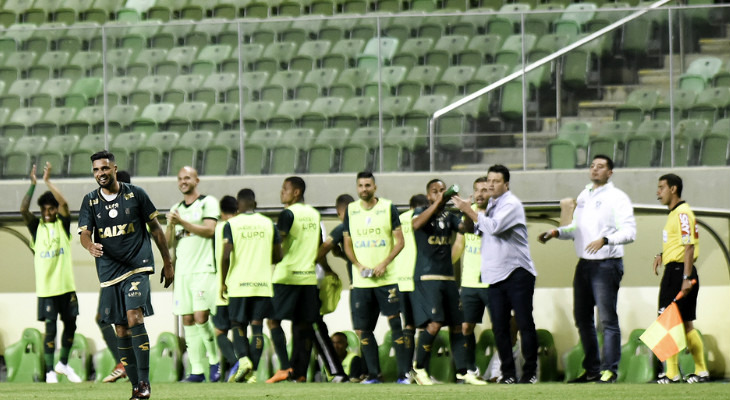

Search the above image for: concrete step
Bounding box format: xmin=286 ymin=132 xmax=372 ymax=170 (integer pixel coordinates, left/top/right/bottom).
xmin=699 ymin=38 xmax=730 ymax=54
xmin=452 ymin=147 xmax=547 ymax=171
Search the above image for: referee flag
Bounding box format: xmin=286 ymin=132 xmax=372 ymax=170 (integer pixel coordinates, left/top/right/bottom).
xmin=639 ymin=302 xmax=686 ymax=362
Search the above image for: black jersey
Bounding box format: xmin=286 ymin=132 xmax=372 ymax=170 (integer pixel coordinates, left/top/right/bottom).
xmin=412 ymin=207 xmax=461 ymax=279
xmin=78 ymin=183 xmax=159 ymax=287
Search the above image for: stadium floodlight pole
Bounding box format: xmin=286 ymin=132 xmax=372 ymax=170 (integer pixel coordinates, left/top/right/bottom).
xmin=427 ymin=0 xmax=675 ymax=171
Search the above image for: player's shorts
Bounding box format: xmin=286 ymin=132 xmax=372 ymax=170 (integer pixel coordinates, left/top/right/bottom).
xmin=271 ymin=284 xmax=319 ymax=323
xmin=173 ymin=272 xmax=217 ymax=316
xmin=98 ymin=273 xmax=154 ymax=325
xmin=412 ymin=280 xmax=464 ymax=328
xmin=461 ymin=286 xmax=490 ymax=324
xmin=350 ymin=284 xmax=401 ymax=331
xmin=212 ymin=304 xmax=231 ymax=331
xmin=659 ymin=262 xmax=699 ymax=321
xmin=37 ymin=291 xmax=79 ymax=322
xmin=228 ymin=296 xmax=272 ymax=324
xmin=400 ymin=290 xmax=414 ymax=327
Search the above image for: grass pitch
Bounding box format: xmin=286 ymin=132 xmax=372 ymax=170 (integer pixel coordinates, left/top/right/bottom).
xmin=0 ymin=381 xmax=728 ymax=400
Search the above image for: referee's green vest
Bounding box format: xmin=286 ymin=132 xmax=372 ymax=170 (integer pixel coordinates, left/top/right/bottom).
xmin=273 ymin=203 xmax=319 ymax=285
xmin=393 ymin=209 xmax=416 ymax=292
xmin=214 ymin=221 xmax=229 ymax=305
xmin=347 ymin=199 xmax=396 ymax=288
xmin=226 ymin=213 xmax=275 ymax=297
xmin=462 ymin=204 xmax=488 ymax=288
xmin=30 ymin=218 xmax=76 ymax=297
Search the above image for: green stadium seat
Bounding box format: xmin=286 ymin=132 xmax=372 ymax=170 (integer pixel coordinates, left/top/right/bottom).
xmin=283 ymin=18 xmax=325 ymax=46
xmin=250 ymin=19 xmax=290 ymax=45
xmin=150 ymin=332 xmax=183 ymax=383
xmin=588 ymin=121 xmax=633 ymax=167
xmin=260 ymin=70 xmax=304 ymax=104
xmin=134 ymin=130 xmax=179 ymax=176
xmin=157 ymin=46 xmax=199 ymax=76
xmin=391 ymin=37 xmax=433 ymax=70
xmin=192 ymin=44 xmax=233 ymax=74
xmin=28 ymin=51 xmax=70 ymax=81
xmin=151 ymin=20 xmax=195 ymax=49
xmin=197 ymin=102 xmax=239 ymax=133
xmin=458 ymin=34 xmax=503 ymax=67
xmin=307 ymin=127 xmax=350 ymax=173
xmin=0 ymin=106 xmax=44 ymax=139
xmin=332 ymin=96 xmax=375 ymax=132
xmin=614 ymin=88 xmax=661 ymax=126
xmin=2 ymin=135 xmax=46 ymax=178
xmin=270 ymin=128 xmax=316 ymax=174
xmin=536 ymin=329 xmax=558 ymax=382
xmin=93 ymin=348 xmax=117 ymax=383
xmin=625 ymin=120 xmax=670 ymax=168
xmin=465 ymin=63 xmax=508 ymax=113
xmin=362 ymin=65 xmax=406 ymax=98
xmin=425 ymin=35 xmax=469 ymax=72
xmin=375 ymin=330 xmax=397 ymax=382
xmin=418 ymin=14 xmax=460 ymax=42
xmin=322 ymin=38 xmax=365 ymax=71
xmin=98 ymin=76 xmax=138 ymax=106
xmin=221 ymin=43 xmax=264 ymax=73
xmin=130 ymin=75 xmax=171 ymax=109
xmin=397 ymin=65 xmax=442 ymax=99
xmin=32 ymin=106 xmax=78 ymax=138
xmin=88 ymin=22 xmax=132 ymax=53
xmin=0 ymin=78 xmax=41 ymax=112
xmin=120 ymin=20 xmax=162 ymax=56
xmin=300 ymin=96 xmax=344 ymax=132
xmin=379 ymin=125 xmax=419 ymax=171
xmin=179 ymin=0 xmax=215 ymax=21
xmin=163 ymin=74 xmax=205 ymax=105
xmin=169 ymin=130 xmax=214 ymax=174
xmin=235 ymin=71 xmax=270 ymax=102
xmin=240 ymin=100 xmax=276 ymax=133
xmin=111 ymin=131 xmax=147 ymax=172
xmin=267 ymin=99 xmax=311 ymax=131
xmin=616 ymin=329 xmax=655 ymax=383
xmin=434 ymin=108 xmax=467 ymax=154
xmin=59 ymin=51 xmax=101 ymax=81
xmin=494 ymin=34 xmax=536 ymax=69
xmin=356 ymin=37 xmax=399 ymax=73
xmin=167 ymin=101 xmax=208 ymax=133
xmin=243 ymin=1 xmax=272 ymax=19
xmin=698 ymin=118 xmax=730 ymax=166
xmin=429 ymin=330 xmax=455 ymax=383
xmin=245 ymin=128 xmax=282 ymax=174
xmin=0 ymin=135 xmax=14 ymax=175
xmin=202 ymin=129 xmax=242 ymax=175
xmin=369 ymin=95 xmax=412 ymax=129
xmin=330 ymin=67 xmax=369 ymax=98
xmin=63 ymin=77 xmax=104 ymax=109
xmin=433 ymin=66 xmax=476 ymax=99
xmin=115 ymin=7 xmax=142 ymax=23
xmin=350 ymin=17 xmax=379 ymax=41
xmin=661 ymin=119 xmax=709 ymax=167
xmin=553 ymin=3 xmax=597 ymax=38
xmin=105 ymin=104 xmax=141 ymax=134
xmin=131 ymin=103 xmax=176 ymax=133
xmin=341 ymin=126 xmax=380 ymax=173
xmin=69 ymin=133 xmax=108 ymax=176
xmin=126 ymin=47 xmax=168 ymax=79
xmin=650 ymin=89 xmax=697 ymax=121
xmin=3 ymin=23 xmax=37 ymax=44
xmin=296 ymin=68 xmax=338 ymax=101
xmin=85 ymin=0 xmax=117 ymax=24
xmin=39 ymin=134 xmax=79 ymax=177
xmin=54 ymin=1 xmax=91 ymax=26
xmin=451 ymin=7 xmax=494 ymax=37
xmin=678 ymin=56 xmax=723 ymax=93
xmin=290 ymin=40 xmax=333 ymax=73
xmin=193 ymin=72 xmax=237 ymax=104
xmin=562 ymin=333 xmax=604 ymax=383
xmin=585 ymin=3 xmax=629 ymax=55
xmin=381 ymin=12 xmax=423 ymax=43
xmin=546 ymin=121 xmax=592 ymax=169
xmin=211 ymin=2 xmax=239 ymax=19
xmin=0 ymin=51 xmax=37 ymax=86
xmin=375 ymin=0 xmax=402 ymax=12
xmin=686 ymin=87 xmax=730 ymax=124
xmin=146 ymin=0 xmax=184 ymax=21
xmin=254 ymin=41 xmax=297 ymax=75
xmin=4 ymin=328 xmax=44 ymax=382
xmin=65 ymin=105 xmax=104 ymax=137
xmin=311 ymin=0 xmax=336 ymax=16
xmin=486 ymin=5 xmax=526 ymax=39
xmin=403 ymin=94 xmax=448 ymax=140
xmin=186 ymin=18 xmax=227 ymax=49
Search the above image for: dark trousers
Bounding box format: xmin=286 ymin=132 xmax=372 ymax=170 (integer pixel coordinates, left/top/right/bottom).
xmin=486 ymin=267 xmax=538 ymax=379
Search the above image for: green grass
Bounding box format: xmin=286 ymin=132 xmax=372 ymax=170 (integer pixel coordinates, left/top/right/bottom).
xmin=0 ymin=382 xmax=728 ymax=399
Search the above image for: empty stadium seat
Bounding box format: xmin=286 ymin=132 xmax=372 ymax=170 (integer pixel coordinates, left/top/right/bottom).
xmin=202 ymin=129 xmax=242 ymax=175
xmin=169 ymin=130 xmax=214 ymax=174
xmin=134 ymin=130 xmax=180 ymax=176
xmin=2 ymin=135 xmax=47 ymax=178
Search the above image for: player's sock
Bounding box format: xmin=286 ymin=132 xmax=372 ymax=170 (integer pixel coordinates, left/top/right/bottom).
xmin=464 ymin=332 xmax=477 ymax=371
xmin=270 ymin=325 xmax=291 ymax=370
xmin=130 ymin=324 xmax=150 ymax=383
xmin=687 ymin=329 xmax=709 ymax=375
xmin=232 ymin=323 xmax=250 ymax=359
xmin=198 ymin=320 xmax=219 ymax=366
xmin=359 ymin=330 xmax=380 ymax=378
xmin=118 ymin=335 xmax=139 ymax=386
xmin=250 ymin=324 xmax=264 ymax=370
xmin=404 ymin=328 xmax=415 ymax=365
xmin=389 ymin=316 xmax=409 ymax=379
xmin=450 ymin=331 xmax=468 ymax=374
xmin=665 ymin=353 xmax=680 ymax=380
xmin=183 ymin=324 xmax=205 ymax=375
xmin=291 ymin=324 xmax=313 ymax=379
xmin=97 ymin=319 xmax=119 ymax=361
xmin=59 ymin=317 xmax=76 ymax=365
xmin=44 ymin=320 xmax=57 ymax=373
xmin=415 ymin=330 xmax=436 ymax=369
xmin=216 ymin=331 xmax=238 ymax=367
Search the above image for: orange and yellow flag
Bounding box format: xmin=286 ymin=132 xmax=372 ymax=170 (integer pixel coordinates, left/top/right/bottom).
xmin=639 ymin=302 xmax=686 ymax=362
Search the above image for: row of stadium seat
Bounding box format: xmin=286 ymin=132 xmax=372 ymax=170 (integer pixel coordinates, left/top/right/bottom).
xmin=613 ymin=86 xmax=730 ymax=127
xmin=547 ymin=118 xmax=730 ymax=169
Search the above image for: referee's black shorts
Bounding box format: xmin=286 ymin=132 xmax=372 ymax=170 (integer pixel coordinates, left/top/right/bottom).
xmin=658 ymin=262 xmax=699 ymax=321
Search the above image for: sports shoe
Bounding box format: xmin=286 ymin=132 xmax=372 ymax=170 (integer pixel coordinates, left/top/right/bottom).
xmin=233 ymin=357 xmax=253 ymax=383
xmin=412 ymin=366 xmax=433 ymax=386
xmin=246 ymin=374 xmax=257 ymax=384
xmin=209 ymin=363 xmax=221 ymax=383
xmin=567 ymin=372 xmax=600 ymax=383
xmin=655 ymin=374 xmax=681 ymax=384
xmin=179 ymin=373 xmax=205 ymax=382
xmin=225 ymin=360 xmax=240 ymax=383
xmin=685 ymin=373 xmax=710 ymax=384
xmin=132 ymin=381 xmax=150 ymax=399
xmin=597 ymin=370 xmax=616 ymax=384
xmin=456 ymin=370 xmax=487 ymax=385
xmin=54 ymin=361 xmax=82 ymax=383
xmin=103 ymin=362 xmax=127 ymax=383
xmin=265 ymin=367 xmax=292 ymax=383
xmin=519 ymin=374 xmax=537 ymax=384
xmin=331 ymin=374 xmax=349 ymax=383
xmin=46 ymin=370 xmax=58 ymax=383
xmin=396 ymin=377 xmax=411 ymax=384
xmin=360 ymin=377 xmax=382 ymax=384
xmin=498 ymin=376 xmax=516 ymax=384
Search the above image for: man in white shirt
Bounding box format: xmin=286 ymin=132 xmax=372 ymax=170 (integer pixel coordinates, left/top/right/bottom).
xmin=538 ymin=155 xmax=636 ymax=384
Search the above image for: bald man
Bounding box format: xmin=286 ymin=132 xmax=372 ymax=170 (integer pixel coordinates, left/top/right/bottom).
xmin=166 ymin=166 xmax=221 ymax=382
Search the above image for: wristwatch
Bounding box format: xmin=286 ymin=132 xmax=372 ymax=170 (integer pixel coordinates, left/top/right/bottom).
xmin=602 ymin=237 xmax=609 ymax=245
xmin=682 ymin=274 xmax=690 ymax=281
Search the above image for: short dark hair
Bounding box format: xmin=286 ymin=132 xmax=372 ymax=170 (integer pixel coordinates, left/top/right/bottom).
xmin=409 ymin=194 xmax=428 ymax=209
xmin=336 ymin=194 xmax=354 ymax=208
xmin=90 ymin=150 xmax=115 ymax=163
xmin=356 ymin=171 xmax=374 ymax=181
xmin=37 ymin=191 xmax=58 ymax=208
xmin=592 ymin=154 xmax=614 ymax=171
xmin=474 ymin=176 xmax=489 ymax=185
xmin=237 ymin=188 xmax=255 ymax=203
xmin=426 ymin=178 xmax=444 ymax=191
xmin=285 ymin=176 xmax=306 ymax=196
xmin=332 ymin=332 xmax=348 ymax=342
xmin=660 ymin=173 xmax=683 ymax=197
xmin=487 ymin=164 xmax=510 ymax=182
xmin=220 ymin=195 xmax=238 ymax=214
xmin=116 ymin=170 xmax=131 ymax=183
